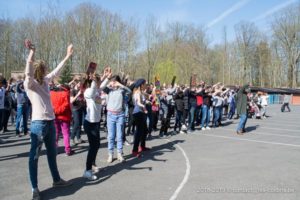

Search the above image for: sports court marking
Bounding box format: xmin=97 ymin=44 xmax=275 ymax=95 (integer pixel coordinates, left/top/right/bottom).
xmin=220 ymin=127 xmax=300 ymax=138
xmin=218 ymin=127 xmax=300 ymax=138
xmin=248 ymin=122 xmax=300 ymax=128
xmin=256 ymin=126 xmax=300 ymax=132
xmin=165 ymin=139 xmax=191 ymax=200
xmin=222 ymin=125 xmax=300 ymax=133
xmin=198 ymin=134 xmax=300 ymax=148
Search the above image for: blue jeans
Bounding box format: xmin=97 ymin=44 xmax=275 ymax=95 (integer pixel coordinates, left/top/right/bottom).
xmin=174 ymin=110 xmax=183 ymax=131
xmin=16 ymin=105 xmax=28 ymax=134
xmin=107 ymin=111 xmax=125 ymax=155
xmin=71 ymin=108 xmax=85 ymax=140
xmin=213 ymin=106 xmax=221 ymax=126
xmin=228 ymin=102 xmax=235 ymax=119
xmin=29 ymin=120 xmax=60 ymax=189
xmin=201 ymin=105 xmax=211 ymax=128
xmin=236 ymin=114 xmax=247 ymax=132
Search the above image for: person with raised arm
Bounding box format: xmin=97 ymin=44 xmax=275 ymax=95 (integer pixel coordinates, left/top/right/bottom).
xmin=82 ymin=67 xmax=111 ymax=180
xmin=23 ymin=40 xmax=73 ymax=200
xmin=103 ymin=75 xmax=132 ymax=163
xmin=132 ymin=79 xmax=149 ymax=157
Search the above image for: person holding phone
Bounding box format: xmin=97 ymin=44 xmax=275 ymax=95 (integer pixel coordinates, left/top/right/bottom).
xmin=82 ymin=67 xmax=111 ymax=180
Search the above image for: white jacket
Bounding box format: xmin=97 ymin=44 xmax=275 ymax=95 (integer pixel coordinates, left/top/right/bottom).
xmin=84 ymin=78 xmax=109 ymax=123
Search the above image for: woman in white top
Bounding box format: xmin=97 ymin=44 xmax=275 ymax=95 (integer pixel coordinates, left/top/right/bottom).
xmin=82 ymin=67 xmax=111 ymax=181
xmin=261 ymin=93 xmax=269 ymax=118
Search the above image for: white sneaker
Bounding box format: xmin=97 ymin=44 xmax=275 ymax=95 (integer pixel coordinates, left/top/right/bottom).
xmin=124 ymin=140 xmax=131 ymax=146
xmin=206 ymin=127 xmax=211 ymax=130
xmin=181 ymin=125 xmax=187 ymax=130
xmin=201 ymin=127 xmax=206 ymax=130
xmin=117 ymin=153 xmax=125 ymax=163
xmin=107 ymin=154 xmax=113 ymax=163
xmin=180 ymin=130 xmax=186 ymax=134
xmin=83 ymin=170 xmax=97 ymax=180
xmin=92 ymin=165 xmax=100 ymax=173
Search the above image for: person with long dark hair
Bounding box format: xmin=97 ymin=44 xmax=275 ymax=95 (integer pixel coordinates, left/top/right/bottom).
xmin=132 ymin=79 xmax=149 ymax=157
xmin=82 ymin=67 xmax=111 ymax=180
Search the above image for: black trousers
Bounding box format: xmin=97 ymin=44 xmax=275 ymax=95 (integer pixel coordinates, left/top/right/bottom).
xmin=160 ymin=116 xmax=170 ymax=134
xmin=126 ymin=107 xmax=135 ymax=135
xmin=3 ymin=109 xmax=11 ymax=131
xmin=281 ymin=103 xmax=291 ymax=112
xmin=84 ymin=120 xmax=100 ymax=170
xmin=132 ymin=112 xmax=147 ymax=152
xmin=0 ymin=109 xmax=4 ymax=131
xmin=152 ymin=111 xmax=159 ymax=130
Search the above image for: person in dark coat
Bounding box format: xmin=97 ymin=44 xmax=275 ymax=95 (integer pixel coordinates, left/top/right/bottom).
xmin=174 ymin=89 xmax=185 ymax=134
xmin=236 ymin=84 xmax=250 ymax=135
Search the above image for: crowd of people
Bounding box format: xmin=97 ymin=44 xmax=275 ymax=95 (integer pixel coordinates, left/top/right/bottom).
xmin=0 ymin=41 xmax=293 ymax=200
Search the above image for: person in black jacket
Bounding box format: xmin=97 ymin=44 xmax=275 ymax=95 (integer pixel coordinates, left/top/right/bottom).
xmin=187 ymin=87 xmax=197 ymax=133
xmin=182 ymin=86 xmax=189 ymax=131
xmin=159 ymin=90 xmax=169 ymax=137
xmin=174 ymin=88 xmax=185 ymax=134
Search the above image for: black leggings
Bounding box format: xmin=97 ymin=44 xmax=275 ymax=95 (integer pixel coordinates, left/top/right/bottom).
xmin=132 ymin=112 xmax=147 ymax=152
xmin=3 ymin=109 xmax=11 ymax=131
xmin=84 ymin=120 xmax=100 ymax=170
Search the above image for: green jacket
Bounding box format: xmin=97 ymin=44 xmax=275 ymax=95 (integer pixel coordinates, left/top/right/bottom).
xmin=236 ymin=84 xmax=250 ymax=115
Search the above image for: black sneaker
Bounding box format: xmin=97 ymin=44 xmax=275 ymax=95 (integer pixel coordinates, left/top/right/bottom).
xmin=52 ymin=179 xmax=72 ymax=188
xmin=65 ymin=150 xmax=75 ymax=156
xmin=32 ymin=189 xmax=40 ymax=200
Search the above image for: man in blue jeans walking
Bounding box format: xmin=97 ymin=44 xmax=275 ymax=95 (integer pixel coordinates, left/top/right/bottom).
xmin=236 ymin=84 xmax=250 ymax=135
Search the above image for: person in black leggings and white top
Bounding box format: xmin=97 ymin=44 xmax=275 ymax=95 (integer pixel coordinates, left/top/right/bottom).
xmin=82 ymin=67 xmax=111 ymax=180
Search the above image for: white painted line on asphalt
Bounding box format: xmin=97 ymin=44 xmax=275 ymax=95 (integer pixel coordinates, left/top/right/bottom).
xmin=166 ymin=139 xmax=191 ymax=200
xmin=199 ymin=134 xmax=300 ymax=148
xmin=253 ymin=132 xmax=300 ymax=138
xmin=252 ymin=119 xmax=300 ymax=125
xmin=248 ymin=122 xmax=300 ymax=128
xmin=222 ymin=125 xmax=300 ymax=133
xmin=258 ymin=126 xmax=300 ymax=132
xmin=220 ymin=127 xmax=300 ymax=138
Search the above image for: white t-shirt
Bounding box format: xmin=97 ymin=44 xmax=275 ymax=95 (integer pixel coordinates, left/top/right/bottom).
xmin=0 ymin=87 xmax=5 ymax=109
xmin=84 ymin=79 xmax=109 ymax=123
xmin=261 ymin=96 xmax=269 ymax=106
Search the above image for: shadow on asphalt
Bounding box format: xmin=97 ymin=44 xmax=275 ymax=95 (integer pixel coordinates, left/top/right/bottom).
xmin=0 ymin=145 xmax=89 ymax=162
xmin=41 ymin=139 xmax=185 ymax=200
xmin=245 ymin=125 xmax=260 ymax=133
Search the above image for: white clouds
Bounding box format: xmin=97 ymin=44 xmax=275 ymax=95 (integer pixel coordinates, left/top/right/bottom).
xmin=206 ymin=0 xmax=251 ymax=29
xmin=253 ymin=0 xmax=298 ymax=21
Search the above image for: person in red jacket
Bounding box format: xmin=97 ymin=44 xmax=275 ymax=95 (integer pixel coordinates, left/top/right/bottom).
xmin=50 ymin=84 xmax=74 ymax=156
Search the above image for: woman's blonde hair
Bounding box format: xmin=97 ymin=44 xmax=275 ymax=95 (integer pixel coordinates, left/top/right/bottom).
xmin=33 ymin=60 xmax=46 ymax=85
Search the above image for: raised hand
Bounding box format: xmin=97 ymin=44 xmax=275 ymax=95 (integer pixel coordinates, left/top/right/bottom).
xmin=67 ymin=44 xmax=73 ymax=57
xmin=24 ymin=39 xmax=35 ymax=50
xmin=103 ymin=67 xmax=112 ymax=79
